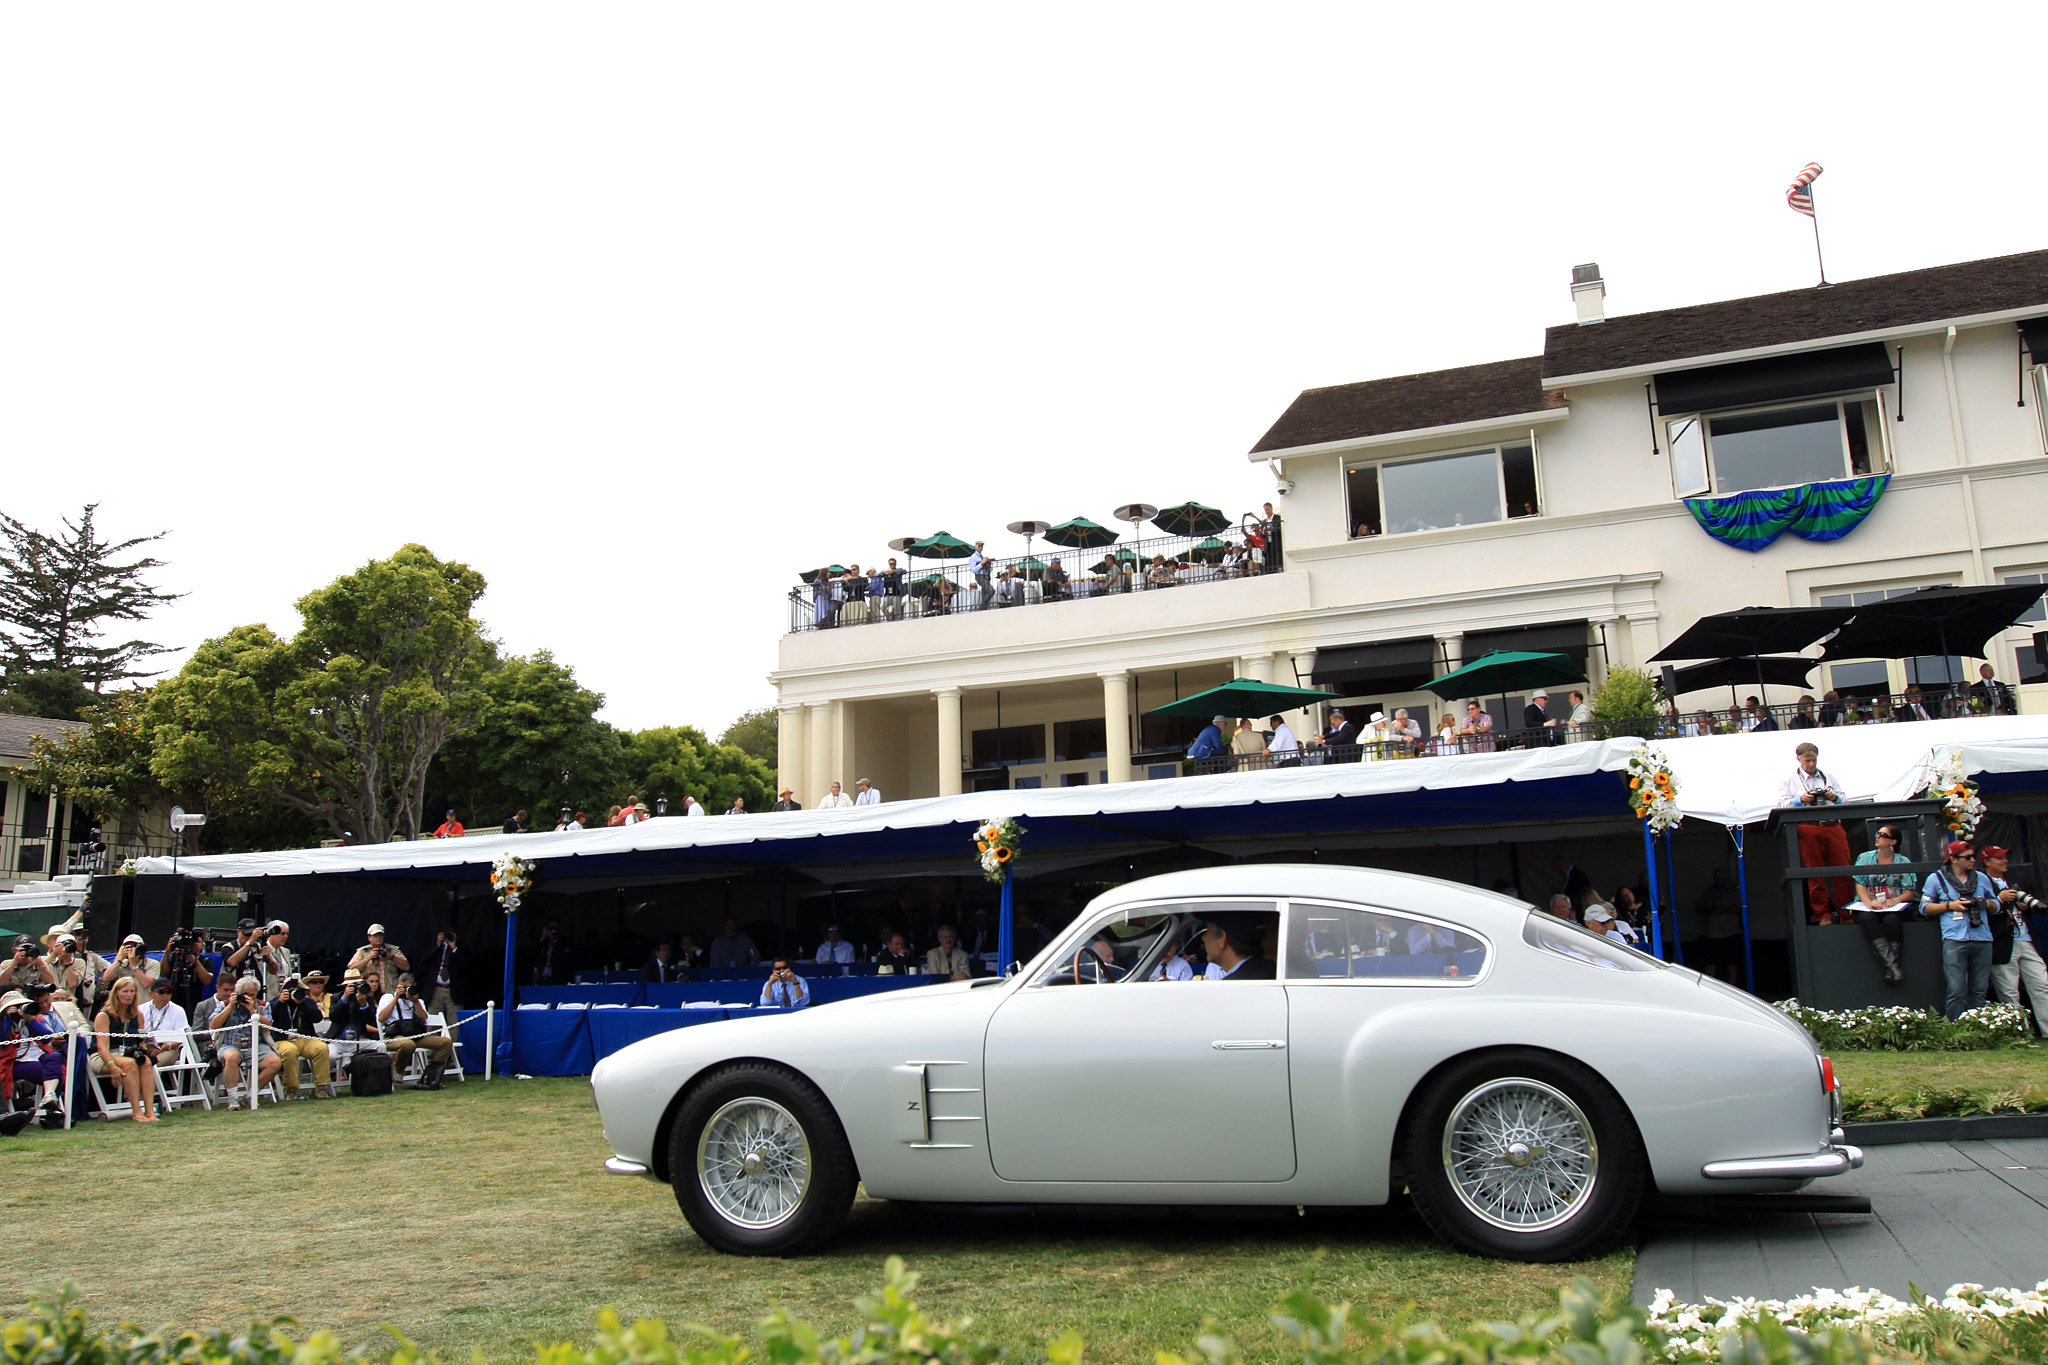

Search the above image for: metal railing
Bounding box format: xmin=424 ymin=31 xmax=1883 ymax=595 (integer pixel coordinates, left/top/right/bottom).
xmin=0 ymin=822 xmax=174 ymax=879
xmin=786 ymin=520 xmax=1282 ymax=634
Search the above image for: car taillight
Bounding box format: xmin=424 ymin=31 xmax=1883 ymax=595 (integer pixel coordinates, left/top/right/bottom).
xmin=1820 ymin=1056 xmax=1838 ymax=1093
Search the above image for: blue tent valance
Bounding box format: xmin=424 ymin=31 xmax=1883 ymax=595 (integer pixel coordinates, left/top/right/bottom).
xmin=1684 ymin=475 xmax=1889 ymax=552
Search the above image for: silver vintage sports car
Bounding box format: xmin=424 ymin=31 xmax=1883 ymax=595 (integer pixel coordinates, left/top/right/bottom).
xmin=591 ymin=865 xmax=1860 ymax=1261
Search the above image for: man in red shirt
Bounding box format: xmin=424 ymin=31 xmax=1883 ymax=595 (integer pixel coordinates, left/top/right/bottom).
xmin=433 ymin=809 xmax=465 ymax=838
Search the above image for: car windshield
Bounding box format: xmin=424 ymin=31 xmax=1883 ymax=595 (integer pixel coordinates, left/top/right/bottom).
xmin=1522 ymin=913 xmax=1666 ymax=972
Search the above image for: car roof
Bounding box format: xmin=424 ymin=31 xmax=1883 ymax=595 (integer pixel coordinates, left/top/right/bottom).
xmin=1087 ymin=863 xmax=1535 ymax=932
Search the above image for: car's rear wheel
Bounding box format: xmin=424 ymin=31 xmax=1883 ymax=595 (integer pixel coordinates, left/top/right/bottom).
xmin=670 ymin=1062 xmax=856 ymax=1255
xmin=1405 ymin=1049 xmax=1642 ymax=1262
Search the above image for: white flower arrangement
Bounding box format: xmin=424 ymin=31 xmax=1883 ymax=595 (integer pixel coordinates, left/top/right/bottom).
xmin=1646 ymin=1279 xmax=2048 ymax=1361
xmin=1626 ymin=744 xmax=1683 ymax=833
xmin=491 ymin=850 xmax=538 ymax=913
xmin=1772 ymin=997 xmax=2028 ymax=1049
xmin=973 ymin=817 xmax=1024 ymax=884
xmin=116 ymin=858 xmax=141 ymax=876
xmin=1922 ymin=746 xmax=1986 ymax=840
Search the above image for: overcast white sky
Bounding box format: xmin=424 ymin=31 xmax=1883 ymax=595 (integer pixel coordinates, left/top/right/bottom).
xmin=3 ymin=4 xmax=2041 ymax=734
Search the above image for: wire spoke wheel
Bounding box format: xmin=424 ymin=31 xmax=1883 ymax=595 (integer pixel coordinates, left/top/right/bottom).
xmin=697 ymin=1097 xmax=813 ymax=1229
xmin=1441 ymin=1077 xmax=1598 ymax=1233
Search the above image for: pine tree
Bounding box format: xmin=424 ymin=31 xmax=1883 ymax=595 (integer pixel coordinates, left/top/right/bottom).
xmin=0 ymin=504 xmax=183 ymax=690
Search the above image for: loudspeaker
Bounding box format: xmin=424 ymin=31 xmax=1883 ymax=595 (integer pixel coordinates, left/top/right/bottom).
xmin=127 ymin=876 xmax=197 ymax=948
xmin=1659 ymin=665 xmax=1677 ymax=697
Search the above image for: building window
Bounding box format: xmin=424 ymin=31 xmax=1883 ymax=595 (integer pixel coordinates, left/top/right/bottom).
xmin=1666 ymin=394 xmax=1887 ymax=497
xmin=1818 ymin=583 xmax=1959 ymax=695
xmin=2004 ymin=570 xmax=2047 ymax=685
xmin=1062 ymin=771 xmax=1090 ymax=787
xmin=2006 ymin=571 xmax=2048 ymax=627
xmin=1346 ymin=442 xmax=1538 ymax=538
xmin=1053 ymin=718 xmax=1107 ymax=762
xmin=971 ymin=724 xmax=1046 ymax=767
xmin=1146 ymin=764 xmax=1179 ymax=781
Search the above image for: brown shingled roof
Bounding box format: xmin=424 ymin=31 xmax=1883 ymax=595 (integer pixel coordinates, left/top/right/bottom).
xmin=1250 ymin=355 xmax=1566 ymax=455
xmin=1542 ymin=248 xmax=2048 ymax=380
xmin=0 ymin=712 xmax=90 ymax=760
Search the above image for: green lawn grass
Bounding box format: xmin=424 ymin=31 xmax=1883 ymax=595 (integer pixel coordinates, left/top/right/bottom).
xmin=0 ymin=1078 xmax=1628 ymax=1362
xmin=1832 ymin=1044 xmax=2048 ymax=1096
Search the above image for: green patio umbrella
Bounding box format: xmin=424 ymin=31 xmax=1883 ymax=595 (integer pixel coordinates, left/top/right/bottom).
xmin=1152 ymin=501 xmax=1232 ymax=537
xmin=1188 ymin=537 xmax=1229 ymax=564
xmin=799 ymin=564 xmax=847 ymax=583
xmin=1146 ymin=677 xmax=1334 ymax=719
xmin=1422 ymin=650 xmax=1586 ymax=701
xmin=1044 ymin=516 xmax=1119 ymax=549
xmin=911 ymin=531 xmax=975 ymax=559
xmin=1013 ymin=556 xmax=1050 ymax=579
xmin=1090 ymin=548 xmax=1138 ymax=574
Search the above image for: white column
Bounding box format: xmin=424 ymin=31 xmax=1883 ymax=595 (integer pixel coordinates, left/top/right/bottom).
xmin=805 ymin=702 xmax=833 ymax=806
xmin=777 ymin=704 xmax=806 ymax=802
xmin=1433 ymin=631 xmax=1464 ymax=674
xmin=1238 ymin=652 xmax=1275 ymax=684
xmin=1623 ymin=612 xmax=1661 ymax=676
xmin=1587 ymin=615 xmax=1620 ymax=688
xmin=1101 ymin=671 xmax=1133 ymax=784
xmin=934 ymin=688 xmax=963 ymax=796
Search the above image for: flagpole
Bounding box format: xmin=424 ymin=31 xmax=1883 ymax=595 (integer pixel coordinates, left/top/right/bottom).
xmin=1810 ymin=204 xmax=1829 ymax=288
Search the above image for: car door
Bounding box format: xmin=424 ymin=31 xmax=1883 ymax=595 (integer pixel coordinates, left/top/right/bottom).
xmin=981 ymin=899 xmax=1296 ymax=1184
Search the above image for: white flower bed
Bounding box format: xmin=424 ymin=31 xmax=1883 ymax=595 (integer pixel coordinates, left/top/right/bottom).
xmin=1647 ymin=1280 xmax=2048 ymax=1360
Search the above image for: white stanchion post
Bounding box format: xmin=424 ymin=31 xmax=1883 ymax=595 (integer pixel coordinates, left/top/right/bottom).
xmin=64 ymin=1028 xmax=77 ymax=1129
xmin=484 ymin=1001 xmax=495 ymax=1081
xmin=248 ymin=1017 xmax=259 ymax=1108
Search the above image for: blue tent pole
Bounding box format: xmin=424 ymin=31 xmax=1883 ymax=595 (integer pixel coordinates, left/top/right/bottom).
xmin=1642 ymin=819 xmax=1664 ymax=959
xmin=1735 ymin=825 xmax=1757 ymax=994
xmin=498 ymin=907 xmax=517 ymax=1068
xmin=997 ymin=867 xmax=1015 ymax=975
xmin=1662 ymin=828 xmax=1685 ymax=966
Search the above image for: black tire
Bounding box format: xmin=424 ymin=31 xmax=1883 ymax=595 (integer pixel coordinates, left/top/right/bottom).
xmin=669 ymin=1062 xmax=856 ymax=1256
xmin=1404 ymin=1048 xmax=1643 ymax=1262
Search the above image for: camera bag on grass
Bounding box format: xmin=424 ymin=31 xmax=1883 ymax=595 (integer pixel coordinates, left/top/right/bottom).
xmin=348 ymin=1049 xmax=394 ymax=1096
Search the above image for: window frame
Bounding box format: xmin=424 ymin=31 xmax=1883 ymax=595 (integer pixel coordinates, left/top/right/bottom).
xmin=1281 ymin=899 xmax=1492 ymax=987
xmin=1343 ymin=438 xmax=1542 ymax=540
xmin=1662 ymin=388 xmax=1892 ymax=499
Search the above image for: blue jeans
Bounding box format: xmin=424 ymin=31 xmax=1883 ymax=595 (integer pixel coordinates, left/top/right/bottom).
xmin=1943 ymin=938 xmax=1992 ymax=1019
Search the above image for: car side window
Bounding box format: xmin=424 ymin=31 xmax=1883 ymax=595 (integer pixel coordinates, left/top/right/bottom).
xmin=1032 ymin=901 xmax=1276 ymax=986
xmin=1286 ymin=903 xmax=1486 ymax=982
xmin=1522 ymin=913 xmax=1663 ymax=973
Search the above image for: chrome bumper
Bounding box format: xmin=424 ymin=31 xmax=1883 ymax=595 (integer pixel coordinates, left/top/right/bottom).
xmin=1702 ymin=1132 xmax=1864 ymax=1181
xmin=604 ymin=1156 xmax=654 ymax=1178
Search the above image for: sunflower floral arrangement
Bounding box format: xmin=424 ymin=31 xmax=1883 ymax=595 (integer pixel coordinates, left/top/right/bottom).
xmin=1922 ymin=747 xmax=1985 ymax=839
xmin=1626 ymin=744 xmax=1682 ymax=832
xmin=974 ymin=817 xmax=1024 ymax=884
xmin=491 ymin=850 xmax=538 ymax=913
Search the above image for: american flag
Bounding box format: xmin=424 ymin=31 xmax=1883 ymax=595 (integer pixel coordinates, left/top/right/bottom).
xmin=1786 ymin=162 xmax=1823 ymax=217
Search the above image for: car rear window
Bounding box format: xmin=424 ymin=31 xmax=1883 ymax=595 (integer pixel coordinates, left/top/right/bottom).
xmin=1522 ymin=913 xmax=1666 ymax=972
xmin=1285 ymin=903 xmax=1486 ymax=982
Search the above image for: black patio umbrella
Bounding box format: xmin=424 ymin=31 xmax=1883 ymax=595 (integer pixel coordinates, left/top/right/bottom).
xmin=1669 ymin=656 xmax=1816 ymax=707
xmin=1044 ymin=516 xmax=1119 ymax=549
xmin=1820 ymin=584 xmax=2045 ymax=688
xmin=1650 ymin=605 xmax=1855 ymax=664
xmin=1152 ymin=501 xmax=1232 ymax=537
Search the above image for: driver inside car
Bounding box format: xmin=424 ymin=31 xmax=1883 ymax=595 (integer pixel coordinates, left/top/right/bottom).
xmin=1201 ymin=912 xmax=1277 ymax=980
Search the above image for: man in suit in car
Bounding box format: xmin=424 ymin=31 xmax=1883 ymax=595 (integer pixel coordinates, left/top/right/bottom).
xmin=1201 ymin=913 xmax=1276 ymax=980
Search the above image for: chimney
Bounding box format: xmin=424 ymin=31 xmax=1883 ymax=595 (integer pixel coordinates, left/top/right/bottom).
xmin=1571 ymin=263 xmax=1605 ymax=325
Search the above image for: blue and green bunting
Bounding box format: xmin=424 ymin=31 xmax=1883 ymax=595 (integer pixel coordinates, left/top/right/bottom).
xmin=1684 ymin=475 xmax=1889 ymax=553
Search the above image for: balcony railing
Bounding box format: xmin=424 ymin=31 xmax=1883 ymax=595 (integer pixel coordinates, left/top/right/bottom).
xmin=786 ymin=521 xmax=1281 ymax=634
xmin=0 ymin=823 xmax=175 ymax=879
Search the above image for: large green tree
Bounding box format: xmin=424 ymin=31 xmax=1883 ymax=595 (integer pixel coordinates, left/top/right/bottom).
xmin=0 ymin=667 xmax=97 ymax=720
xmin=19 ymin=686 xmax=165 ymax=817
xmin=625 ymin=725 xmax=774 ymax=816
xmin=147 ymin=545 xmax=490 ymax=843
xmin=718 ymin=707 xmax=778 ymax=766
xmin=427 ymin=649 xmax=632 ymax=827
xmin=0 ymin=504 xmax=182 ymax=689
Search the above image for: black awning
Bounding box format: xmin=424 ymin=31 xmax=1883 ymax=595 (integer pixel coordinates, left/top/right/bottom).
xmin=1309 ymin=637 xmax=1439 ymax=692
xmin=2021 ymin=318 xmax=2048 ymax=362
xmin=1462 ymin=621 xmax=1592 ymax=664
xmin=1653 ymin=342 xmax=1895 ymax=415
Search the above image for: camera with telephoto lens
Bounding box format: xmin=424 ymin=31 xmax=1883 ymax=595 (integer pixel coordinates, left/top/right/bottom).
xmin=168 ymin=927 xmax=202 ymax=954
xmin=14 ymin=936 xmax=45 ymax=959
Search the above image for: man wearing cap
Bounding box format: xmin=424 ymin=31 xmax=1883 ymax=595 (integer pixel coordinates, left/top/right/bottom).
xmin=348 ymin=924 xmax=409 ymax=999
xmin=1200 ymin=912 xmax=1277 ymax=980
xmin=771 ymin=788 xmax=801 ymax=812
xmin=154 ymin=926 xmax=214 ymax=1015
xmin=813 ymin=925 xmax=855 ymax=967
xmin=3 ymin=935 xmax=57 ymax=995
xmin=1982 ymin=846 xmax=2048 ymax=1036
xmin=1582 ymin=905 xmax=1629 ymax=945
xmin=1524 ymin=691 xmax=1557 ymax=744
xmin=100 ymin=934 xmax=157 ymax=993
xmin=854 ymin=778 xmax=881 ymax=806
xmin=139 ymin=977 xmax=190 ymax=1071
xmin=221 ymin=918 xmax=264 ymax=983
xmin=246 ymin=921 xmax=294 ymax=1001
xmin=433 ymin=809 xmax=465 ymax=838
xmin=327 ymin=968 xmax=381 ymax=1075
xmin=378 ymin=972 xmax=453 ymax=1088
xmin=1187 ymin=715 xmax=1229 ymax=763
xmin=263 ymin=975 xmax=331 ymax=1100
xmin=1921 ymin=841 xmax=1998 ymax=1019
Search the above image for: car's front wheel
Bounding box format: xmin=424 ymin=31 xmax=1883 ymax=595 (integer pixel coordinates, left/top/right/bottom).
xmin=1405 ymin=1049 xmax=1643 ymax=1262
xmin=670 ymin=1062 xmax=856 ymax=1255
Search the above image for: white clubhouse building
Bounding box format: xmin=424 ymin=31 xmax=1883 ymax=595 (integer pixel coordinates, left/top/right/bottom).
xmin=773 ymin=249 xmax=2048 ymax=804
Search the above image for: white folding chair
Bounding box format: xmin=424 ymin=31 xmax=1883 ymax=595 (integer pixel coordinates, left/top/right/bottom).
xmin=84 ymin=1055 xmax=137 ymax=1121
xmin=153 ymin=1029 xmax=213 ymax=1112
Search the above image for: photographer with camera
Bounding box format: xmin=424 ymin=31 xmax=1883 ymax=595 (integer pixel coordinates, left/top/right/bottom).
xmin=1776 ymin=742 xmax=1854 ymax=925
xmin=207 ymin=976 xmax=282 ymax=1110
xmin=156 ymin=928 xmax=214 ymax=1015
xmin=94 ymin=976 xmax=161 ymax=1122
xmin=347 ymin=923 xmax=410 ymax=999
xmin=269 ymin=974 xmax=334 ymax=1100
xmin=377 ymin=972 xmax=452 ymax=1088
xmin=1 ymin=935 xmax=57 ymax=993
xmin=422 ymin=925 xmax=462 ymax=1028
xmin=43 ymin=931 xmax=93 ymax=1004
xmin=1921 ymin=841 xmax=1998 ymax=1020
xmin=222 ymin=917 xmax=263 ymax=981
xmin=99 ymin=933 xmax=157 ymax=994
xmin=758 ymin=959 xmax=810 ymax=1010
xmin=1981 ymin=846 xmax=2048 ymax=1037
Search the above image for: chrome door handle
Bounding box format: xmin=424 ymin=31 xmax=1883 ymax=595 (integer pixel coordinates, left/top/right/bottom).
xmin=1211 ymin=1039 xmax=1286 ymax=1050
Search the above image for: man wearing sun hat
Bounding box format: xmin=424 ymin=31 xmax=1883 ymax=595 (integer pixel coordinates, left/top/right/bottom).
xmin=771 ymin=787 xmax=801 ymax=812
xmin=1920 ymin=840 xmax=1998 ymax=1019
